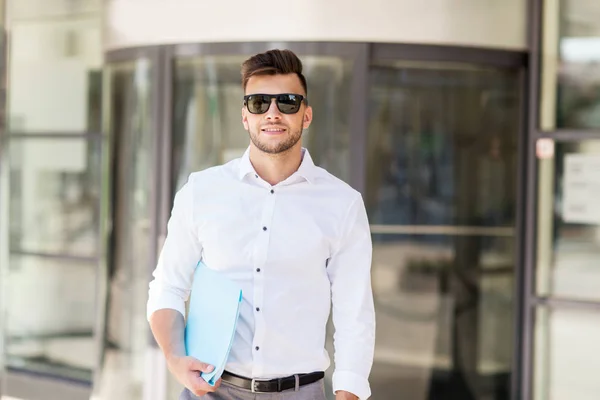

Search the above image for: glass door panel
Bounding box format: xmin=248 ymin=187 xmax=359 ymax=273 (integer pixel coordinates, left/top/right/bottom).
xmin=367 ymin=63 xmax=521 ymax=400
xmin=93 ymin=59 xmax=155 ymax=400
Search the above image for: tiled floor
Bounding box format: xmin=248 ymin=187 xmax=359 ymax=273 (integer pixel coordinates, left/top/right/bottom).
xmin=1 ymin=370 xmax=90 ymax=400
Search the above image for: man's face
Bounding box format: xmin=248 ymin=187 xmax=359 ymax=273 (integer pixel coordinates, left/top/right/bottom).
xmin=242 ymin=74 xmax=313 ymax=155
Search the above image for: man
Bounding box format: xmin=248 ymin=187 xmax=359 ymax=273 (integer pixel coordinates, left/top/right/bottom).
xmin=147 ymin=49 xmax=375 ymax=400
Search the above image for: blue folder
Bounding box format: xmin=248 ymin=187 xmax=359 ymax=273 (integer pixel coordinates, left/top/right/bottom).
xmin=184 ymin=261 xmax=243 ymax=386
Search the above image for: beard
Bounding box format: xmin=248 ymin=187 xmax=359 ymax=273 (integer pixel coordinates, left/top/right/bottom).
xmin=248 ymin=123 xmax=303 ymax=155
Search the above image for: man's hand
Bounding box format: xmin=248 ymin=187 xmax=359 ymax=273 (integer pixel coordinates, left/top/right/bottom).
xmin=167 ymin=355 xmax=221 ymax=397
xmin=149 ymin=310 xmax=220 ymax=396
xmin=335 ymin=390 xmax=359 ymax=400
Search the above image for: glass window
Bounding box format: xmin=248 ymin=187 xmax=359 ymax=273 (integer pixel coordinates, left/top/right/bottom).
xmin=534 ymin=306 xmax=600 ymax=400
xmin=4 ymin=254 xmax=97 ymax=381
xmin=536 ymin=140 xmax=600 ymax=300
xmin=367 ymin=62 xmax=522 ymax=400
xmin=541 ymin=0 xmax=600 ymax=129
xmin=172 ymin=55 xmax=353 ymax=193
xmin=8 ymin=138 xmax=101 ymax=257
xmin=4 ymin=136 xmax=102 ymax=382
xmin=1 ymin=0 xmax=104 ymax=390
xmin=8 ymin=16 xmax=102 ymax=133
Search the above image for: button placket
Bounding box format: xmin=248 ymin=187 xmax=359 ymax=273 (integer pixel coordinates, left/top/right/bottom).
xmin=251 ymin=188 xmax=277 ymax=372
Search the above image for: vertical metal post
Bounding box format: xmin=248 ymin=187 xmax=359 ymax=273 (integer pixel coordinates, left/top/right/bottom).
xmin=511 ymin=67 xmax=530 ymax=400
xmin=148 ymin=47 xmax=162 ymax=312
xmin=0 ymin=0 xmax=8 ymax=395
xmin=520 ymin=0 xmax=544 ymax=399
xmin=349 ymin=43 xmax=370 ymax=195
xmin=157 ymin=45 xmax=174 ymax=269
xmin=143 ymin=46 xmax=172 ymax=400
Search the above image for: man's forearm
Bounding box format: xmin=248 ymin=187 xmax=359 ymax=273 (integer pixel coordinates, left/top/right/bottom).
xmin=149 ymin=308 xmax=187 ymax=362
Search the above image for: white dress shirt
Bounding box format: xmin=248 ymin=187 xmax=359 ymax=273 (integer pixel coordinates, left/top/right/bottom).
xmin=147 ymin=147 xmax=375 ymax=399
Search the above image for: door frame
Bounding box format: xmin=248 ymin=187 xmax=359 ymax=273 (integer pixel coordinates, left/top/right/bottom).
xmin=101 ymin=46 xmax=167 ymax=400
xmin=104 ymin=41 xmax=530 ymax=400
xmin=369 ymin=43 xmax=528 ymax=400
xmin=522 ymin=0 xmax=600 ymax=398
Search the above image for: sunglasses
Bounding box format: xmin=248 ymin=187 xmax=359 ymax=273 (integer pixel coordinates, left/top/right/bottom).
xmin=243 ymin=93 xmax=307 ymax=115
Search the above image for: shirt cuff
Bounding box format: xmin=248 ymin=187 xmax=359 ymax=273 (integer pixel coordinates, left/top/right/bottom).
xmin=146 ymin=289 xmax=187 ymax=321
xmin=332 ymin=370 xmax=371 ymax=400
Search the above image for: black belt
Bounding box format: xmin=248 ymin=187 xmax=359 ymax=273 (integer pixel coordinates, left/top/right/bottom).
xmin=221 ymin=370 xmax=324 ymax=393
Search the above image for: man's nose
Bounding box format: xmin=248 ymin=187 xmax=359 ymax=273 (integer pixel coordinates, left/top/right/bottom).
xmin=265 ymin=99 xmax=282 ymax=120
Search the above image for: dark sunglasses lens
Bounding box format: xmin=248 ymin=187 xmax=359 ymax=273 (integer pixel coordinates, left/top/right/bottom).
xmin=247 ymin=95 xmax=270 ymax=114
xmin=277 ymin=95 xmax=302 ymax=114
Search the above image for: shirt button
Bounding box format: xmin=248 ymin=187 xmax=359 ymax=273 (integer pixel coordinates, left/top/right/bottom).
xmin=256 ymin=307 xmax=260 ymax=312
xmin=255 ymin=346 xmax=260 ymax=351
xmin=256 ymin=268 xmax=261 ymax=272
xmin=270 ymin=189 xmax=274 ymax=194
xmin=262 ymin=226 xmax=267 ymax=231
xmin=255 ymin=174 xmax=258 ymax=178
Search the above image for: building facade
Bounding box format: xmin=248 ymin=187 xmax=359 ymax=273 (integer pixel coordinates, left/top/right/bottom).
xmin=1 ymin=0 xmax=600 ymax=399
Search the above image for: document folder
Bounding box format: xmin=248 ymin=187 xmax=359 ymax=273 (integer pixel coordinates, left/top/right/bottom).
xmin=184 ymin=261 xmax=243 ymax=386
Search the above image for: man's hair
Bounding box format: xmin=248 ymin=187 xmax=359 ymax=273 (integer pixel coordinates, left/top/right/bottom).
xmin=241 ymin=49 xmax=308 ymax=96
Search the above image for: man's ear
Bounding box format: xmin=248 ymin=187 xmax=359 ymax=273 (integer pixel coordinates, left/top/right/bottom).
xmin=242 ymin=107 xmax=249 ymax=130
xmin=303 ymin=106 xmax=313 ymax=129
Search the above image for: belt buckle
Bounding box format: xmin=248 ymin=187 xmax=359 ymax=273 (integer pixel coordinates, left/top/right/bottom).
xmin=251 ymin=378 xmax=267 ymax=393
xmin=251 ymin=377 xmax=277 ymax=393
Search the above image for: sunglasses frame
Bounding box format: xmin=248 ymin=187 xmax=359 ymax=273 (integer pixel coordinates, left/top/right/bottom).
xmin=243 ymin=93 xmax=308 ymax=115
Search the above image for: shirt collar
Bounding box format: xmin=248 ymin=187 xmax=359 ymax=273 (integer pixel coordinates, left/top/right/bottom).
xmin=238 ymin=146 xmax=318 ymax=184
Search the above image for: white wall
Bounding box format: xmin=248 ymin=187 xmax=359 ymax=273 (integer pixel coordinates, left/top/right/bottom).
xmin=105 ymin=0 xmax=527 ymax=51
xmin=8 ymin=0 xmax=100 ymax=21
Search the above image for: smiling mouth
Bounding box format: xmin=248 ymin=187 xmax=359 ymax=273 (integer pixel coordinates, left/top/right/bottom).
xmin=261 ymin=127 xmax=286 ymax=133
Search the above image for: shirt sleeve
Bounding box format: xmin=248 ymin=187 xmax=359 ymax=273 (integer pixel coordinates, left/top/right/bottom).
xmin=147 ymin=173 xmax=202 ymax=321
xmin=327 ymin=193 xmax=376 ymax=400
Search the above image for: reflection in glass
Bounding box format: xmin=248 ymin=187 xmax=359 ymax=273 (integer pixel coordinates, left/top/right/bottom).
xmin=8 ymin=138 xmax=101 ymax=257
xmin=368 ymin=63 xmax=521 ymax=400
xmin=367 ymin=64 xmax=519 ymax=228
xmin=372 ymin=234 xmax=514 ymax=399
xmin=537 ymin=140 xmax=600 ymax=301
xmin=4 ymin=254 xmax=96 ymax=381
xmin=94 ymin=60 xmax=154 ymax=399
xmin=534 ymin=306 xmax=600 ymax=400
xmin=542 ymin=0 xmax=600 ymax=129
